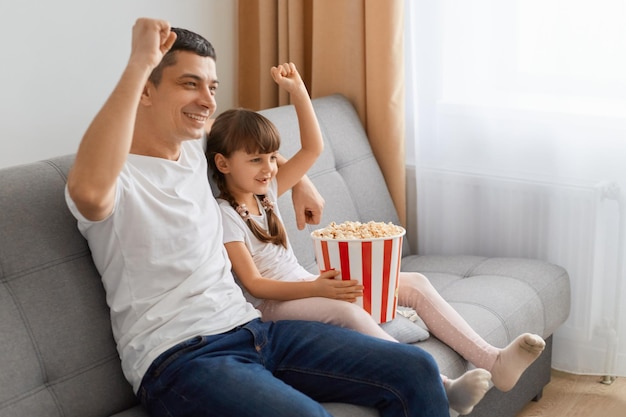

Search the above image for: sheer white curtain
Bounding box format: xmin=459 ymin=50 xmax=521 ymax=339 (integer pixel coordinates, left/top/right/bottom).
xmin=405 ymin=0 xmax=626 ymax=377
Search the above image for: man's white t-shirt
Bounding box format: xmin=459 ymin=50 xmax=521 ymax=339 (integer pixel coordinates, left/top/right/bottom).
xmin=65 ymin=139 xmax=259 ymax=393
xmin=218 ymin=178 xmax=315 ymax=307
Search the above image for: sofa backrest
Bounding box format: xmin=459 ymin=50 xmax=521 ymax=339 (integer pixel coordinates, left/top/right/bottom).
xmin=260 ymin=94 xmax=406 ymax=274
xmin=0 ymin=156 xmax=138 ymax=417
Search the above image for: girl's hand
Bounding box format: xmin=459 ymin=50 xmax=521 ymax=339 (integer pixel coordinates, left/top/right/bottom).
xmin=312 ymin=270 xmax=364 ymax=302
xmin=270 ymin=62 xmax=306 ymax=94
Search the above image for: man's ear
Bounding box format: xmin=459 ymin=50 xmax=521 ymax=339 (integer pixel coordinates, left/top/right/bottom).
xmin=214 ymin=154 xmax=230 ymax=174
xmin=140 ymin=83 xmax=154 ymax=106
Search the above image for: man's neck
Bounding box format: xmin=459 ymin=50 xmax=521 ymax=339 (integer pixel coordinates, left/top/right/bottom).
xmin=130 ymin=137 xmax=183 ymax=161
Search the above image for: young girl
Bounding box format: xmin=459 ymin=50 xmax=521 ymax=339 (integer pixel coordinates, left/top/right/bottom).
xmin=206 ymin=63 xmax=544 ymax=415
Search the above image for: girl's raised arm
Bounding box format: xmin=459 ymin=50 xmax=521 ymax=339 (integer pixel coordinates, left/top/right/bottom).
xmin=270 ymin=63 xmax=324 ymax=196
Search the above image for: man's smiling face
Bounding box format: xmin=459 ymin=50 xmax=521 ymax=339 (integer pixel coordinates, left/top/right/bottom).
xmin=149 ymin=50 xmax=219 ymax=143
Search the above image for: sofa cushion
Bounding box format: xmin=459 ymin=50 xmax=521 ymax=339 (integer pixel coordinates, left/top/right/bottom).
xmin=0 ymin=157 xmax=138 ymax=417
xmin=380 ymin=313 xmax=429 ymax=344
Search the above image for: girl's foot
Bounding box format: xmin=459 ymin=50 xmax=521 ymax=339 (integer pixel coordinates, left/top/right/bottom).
xmin=490 ymin=333 xmax=546 ymax=392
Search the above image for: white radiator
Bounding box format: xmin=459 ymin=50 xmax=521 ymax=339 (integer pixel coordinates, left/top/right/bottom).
xmin=414 ymin=167 xmax=625 ymax=377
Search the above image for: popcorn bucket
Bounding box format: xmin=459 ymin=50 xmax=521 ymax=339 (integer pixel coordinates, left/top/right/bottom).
xmin=311 ymin=226 xmax=405 ymax=324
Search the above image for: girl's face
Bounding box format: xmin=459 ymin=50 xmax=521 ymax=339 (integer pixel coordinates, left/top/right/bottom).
xmin=221 ymin=149 xmax=279 ymax=198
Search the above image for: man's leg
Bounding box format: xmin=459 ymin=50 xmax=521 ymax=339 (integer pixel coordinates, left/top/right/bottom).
xmin=260 ymin=319 xmax=449 ymax=417
xmin=138 ymin=326 xmax=333 ymax=417
xmin=138 ymin=319 xmax=448 ymax=417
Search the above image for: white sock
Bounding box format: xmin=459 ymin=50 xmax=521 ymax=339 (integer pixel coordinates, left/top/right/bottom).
xmin=490 ymin=333 xmax=546 ymax=392
xmin=444 ymin=368 xmax=492 ymax=415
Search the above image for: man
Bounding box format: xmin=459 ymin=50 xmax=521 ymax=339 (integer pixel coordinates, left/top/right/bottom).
xmin=66 ymin=18 xmax=449 ymax=417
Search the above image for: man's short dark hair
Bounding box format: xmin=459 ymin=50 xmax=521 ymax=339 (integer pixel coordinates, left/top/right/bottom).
xmin=149 ymin=27 xmax=216 ymax=86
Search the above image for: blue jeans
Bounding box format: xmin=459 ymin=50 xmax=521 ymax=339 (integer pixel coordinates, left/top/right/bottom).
xmin=138 ymin=319 xmax=448 ymax=417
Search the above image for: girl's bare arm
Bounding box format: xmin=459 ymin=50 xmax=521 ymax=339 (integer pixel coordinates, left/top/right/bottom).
xmin=225 ymin=241 xmax=362 ymax=302
xmin=270 ymin=63 xmax=324 ymax=196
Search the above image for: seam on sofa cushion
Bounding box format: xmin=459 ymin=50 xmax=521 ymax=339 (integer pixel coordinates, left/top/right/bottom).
xmin=492 ymin=268 xmax=569 ymax=334
xmin=447 ymin=300 xmax=513 ymax=343
xmin=4 ymin=251 xmax=106 ymax=401
xmin=0 ymin=384 xmax=63 ymax=416
xmin=462 ymin=258 xmax=489 ymax=278
xmin=465 ymin=264 xmax=569 ymax=335
xmin=47 ymin=351 xmax=122 ymax=387
xmin=49 ymin=353 xmax=127 ymax=417
xmin=44 ymin=160 xmax=69 ymax=183
xmin=0 ymin=352 xmax=122 ymax=415
xmin=503 ymin=275 xmax=548 ymax=332
xmin=427 ymin=257 xmax=492 ymax=294
xmin=461 ymin=258 xmax=548 ymax=335
xmin=307 ymin=153 xmax=375 ymax=180
xmin=4 ymin=279 xmax=60 ymax=413
xmin=401 ymin=257 xmax=551 ymax=337
xmin=1 ymin=250 xmax=91 ymax=283
xmin=404 ymin=257 xmax=490 ymax=290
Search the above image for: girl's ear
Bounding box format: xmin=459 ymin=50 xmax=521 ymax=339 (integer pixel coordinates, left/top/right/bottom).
xmin=214 ymin=153 xmax=230 ymax=174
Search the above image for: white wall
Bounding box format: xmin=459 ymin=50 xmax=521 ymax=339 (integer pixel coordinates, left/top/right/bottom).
xmin=0 ymin=0 xmax=237 ymax=169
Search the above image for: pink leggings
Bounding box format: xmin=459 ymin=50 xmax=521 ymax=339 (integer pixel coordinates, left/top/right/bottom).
xmin=257 ymin=272 xmax=499 ymax=372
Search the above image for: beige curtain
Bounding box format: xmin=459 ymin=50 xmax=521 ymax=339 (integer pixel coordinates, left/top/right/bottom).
xmin=238 ymin=0 xmax=406 ymax=225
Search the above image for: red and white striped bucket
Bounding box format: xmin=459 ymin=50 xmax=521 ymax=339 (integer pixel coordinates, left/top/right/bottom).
xmin=311 ymin=230 xmax=405 ymax=323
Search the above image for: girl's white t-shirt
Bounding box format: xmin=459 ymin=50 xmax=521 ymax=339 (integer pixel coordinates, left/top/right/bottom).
xmin=218 ymin=178 xmax=315 ymax=307
xmin=65 ymin=139 xmax=259 ymax=393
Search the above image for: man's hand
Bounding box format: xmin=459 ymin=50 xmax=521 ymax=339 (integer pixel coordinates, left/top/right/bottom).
xmin=130 ymin=18 xmax=177 ymax=70
xmin=291 ymin=175 xmax=325 ymax=230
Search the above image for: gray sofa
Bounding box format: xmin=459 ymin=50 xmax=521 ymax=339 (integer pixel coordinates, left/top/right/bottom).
xmin=0 ymin=94 xmax=570 ymax=417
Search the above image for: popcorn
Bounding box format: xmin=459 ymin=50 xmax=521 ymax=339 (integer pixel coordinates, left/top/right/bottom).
xmin=310 ymin=220 xmax=406 ymax=323
xmin=311 ymin=220 xmax=405 ymax=240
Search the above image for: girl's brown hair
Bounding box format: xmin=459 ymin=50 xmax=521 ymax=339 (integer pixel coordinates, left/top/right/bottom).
xmin=206 ymin=108 xmax=288 ymax=248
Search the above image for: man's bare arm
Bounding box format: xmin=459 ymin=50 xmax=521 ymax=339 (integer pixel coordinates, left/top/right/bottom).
xmin=67 ymin=19 xmax=176 ymax=221
xmin=276 ymin=153 xmax=325 ymax=229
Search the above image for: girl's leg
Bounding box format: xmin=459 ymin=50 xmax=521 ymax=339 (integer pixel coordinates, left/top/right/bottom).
xmin=259 ymin=298 xmax=490 ymax=415
xmin=258 ymin=297 xmax=397 ymax=342
xmin=398 ymin=272 xmax=546 ymax=392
